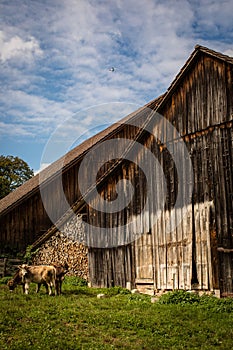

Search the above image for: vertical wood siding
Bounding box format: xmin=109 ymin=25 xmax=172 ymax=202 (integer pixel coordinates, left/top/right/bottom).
xmin=0 ymin=52 xmax=232 ymax=296
xmin=88 ymin=55 xmax=233 ymax=294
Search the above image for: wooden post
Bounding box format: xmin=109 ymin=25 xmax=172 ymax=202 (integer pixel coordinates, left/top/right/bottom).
xmin=3 ymin=258 xmax=7 ymax=277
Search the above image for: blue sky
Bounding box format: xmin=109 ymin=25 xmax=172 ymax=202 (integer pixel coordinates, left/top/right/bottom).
xmin=1 ymin=0 xmax=233 ymax=173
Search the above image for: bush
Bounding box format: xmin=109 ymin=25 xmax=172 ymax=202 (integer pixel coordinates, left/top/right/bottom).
xmin=199 ymin=294 xmax=233 ymax=313
xmin=214 ymin=298 xmax=233 ymax=313
xmin=157 ymin=290 xmax=233 ymax=313
xmin=158 ymin=290 xmax=201 ymax=305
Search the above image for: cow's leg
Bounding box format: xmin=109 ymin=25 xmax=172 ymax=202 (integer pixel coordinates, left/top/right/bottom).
xmin=52 ymin=277 xmax=57 ymax=296
xmin=47 ymin=283 xmax=52 ymax=296
xmin=36 ymin=283 xmax=41 ymax=293
xmin=53 ymin=282 xmax=57 ymax=296
xmin=59 ymin=281 xmax=62 ymax=295
xmin=40 ymin=280 xmax=49 ymax=294
xmin=58 ymin=281 xmax=61 ymax=295
xmin=22 ymin=284 xmax=25 ymax=293
xmin=24 ymin=282 xmax=29 ymax=294
xmin=45 ymin=283 xmax=49 ymax=294
xmin=55 ymin=279 xmax=60 ymax=295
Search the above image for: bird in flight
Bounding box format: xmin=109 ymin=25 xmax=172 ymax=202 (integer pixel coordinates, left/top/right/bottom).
xmin=109 ymin=67 xmax=115 ymax=72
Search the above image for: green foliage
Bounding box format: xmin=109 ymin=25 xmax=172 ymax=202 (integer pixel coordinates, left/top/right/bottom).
xmin=199 ymin=294 xmax=233 ymax=313
xmin=1 ymin=281 xmax=233 ymax=349
xmin=158 ymin=290 xmax=201 ymax=305
xmin=23 ymin=245 xmax=39 ymax=264
xmin=158 ymin=290 xmax=233 ymax=313
xmin=214 ymin=298 xmax=233 ymax=313
xmin=0 ymin=155 xmax=34 ymax=199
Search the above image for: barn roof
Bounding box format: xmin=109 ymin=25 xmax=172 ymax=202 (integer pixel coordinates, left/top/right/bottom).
xmin=1 ymin=44 xmax=232 ymax=217
xmin=0 ymin=95 xmax=163 ymax=215
xmin=156 ymin=44 xmax=233 ymax=111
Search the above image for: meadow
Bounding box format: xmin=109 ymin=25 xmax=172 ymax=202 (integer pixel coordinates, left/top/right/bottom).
xmin=1 ymin=276 xmax=233 ymax=350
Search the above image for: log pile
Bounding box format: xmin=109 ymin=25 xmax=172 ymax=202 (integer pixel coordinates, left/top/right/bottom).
xmin=31 ymin=214 xmax=88 ymax=279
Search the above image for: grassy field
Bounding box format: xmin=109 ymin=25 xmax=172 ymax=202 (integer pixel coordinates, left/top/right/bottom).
xmin=1 ymin=277 xmax=233 ymax=350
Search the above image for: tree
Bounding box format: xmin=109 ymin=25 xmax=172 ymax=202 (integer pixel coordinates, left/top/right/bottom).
xmin=0 ymin=155 xmax=34 ymax=199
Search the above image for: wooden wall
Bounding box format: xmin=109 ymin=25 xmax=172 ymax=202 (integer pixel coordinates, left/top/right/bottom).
xmin=1 ymin=52 xmax=232 ymax=295
xmin=88 ymin=245 xmax=135 ymax=288
xmin=158 ymin=55 xmax=233 ymax=294
xmin=0 ymin=193 xmax=51 ymax=253
xmin=0 ymin=110 xmax=151 ymax=253
xmin=0 ymin=161 xmax=83 ymax=252
xmin=88 ymin=54 xmax=233 ymax=295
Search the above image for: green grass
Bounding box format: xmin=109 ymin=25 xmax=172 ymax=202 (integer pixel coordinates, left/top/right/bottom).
xmin=1 ymin=278 xmax=233 ymax=350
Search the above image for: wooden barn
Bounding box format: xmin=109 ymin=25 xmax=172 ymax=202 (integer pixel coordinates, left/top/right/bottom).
xmin=0 ymin=45 xmax=233 ymax=296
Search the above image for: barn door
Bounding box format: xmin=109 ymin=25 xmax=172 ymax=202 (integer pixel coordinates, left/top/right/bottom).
xmin=153 ymin=207 xmax=193 ymax=290
xmin=153 ymin=202 xmax=214 ymax=291
xmin=134 ymin=202 xmax=214 ymax=292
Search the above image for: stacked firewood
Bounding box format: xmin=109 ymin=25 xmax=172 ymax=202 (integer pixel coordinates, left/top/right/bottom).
xmin=31 ymin=214 xmax=88 ymax=279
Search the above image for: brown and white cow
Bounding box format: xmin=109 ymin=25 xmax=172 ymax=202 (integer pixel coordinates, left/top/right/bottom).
xmin=8 ymin=268 xmax=50 ymax=294
xmin=8 ymin=263 xmax=68 ymax=295
xmin=17 ymin=264 xmax=57 ymax=295
xmin=52 ymin=262 xmax=68 ymax=295
xmin=35 ymin=263 xmax=69 ymax=295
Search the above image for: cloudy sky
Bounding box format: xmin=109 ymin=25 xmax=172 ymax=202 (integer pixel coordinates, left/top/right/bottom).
xmin=1 ymin=0 xmax=233 ymax=173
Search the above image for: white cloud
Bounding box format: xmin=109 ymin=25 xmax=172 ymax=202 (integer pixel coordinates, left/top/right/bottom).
xmin=190 ymin=0 xmax=233 ymax=32
xmin=34 ymin=162 xmax=50 ymax=175
xmin=224 ymin=49 xmax=233 ymax=57
xmin=0 ymin=121 xmax=33 ymax=137
xmin=0 ymin=89 xmax=73 ymax=138
xmin=0 ymin=0 xmax=233 ymax=151
xmin=0 ymin=31 xmax=43 ymax=63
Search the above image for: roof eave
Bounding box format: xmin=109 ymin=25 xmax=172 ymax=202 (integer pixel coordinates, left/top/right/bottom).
xmin=155 ymin=44 xmax=233 ymax=113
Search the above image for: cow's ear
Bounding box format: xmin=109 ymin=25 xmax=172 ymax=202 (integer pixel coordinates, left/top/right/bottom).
xmin=18 ymin=265 xmax=22 ymax=269
xmin=20 ymin=264 xmax=28 ymax=269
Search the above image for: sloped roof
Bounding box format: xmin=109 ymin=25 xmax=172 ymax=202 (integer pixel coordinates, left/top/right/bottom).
xmin=0 ymin=95 xmax=163 ymax=216
xmin=156 ymin=44 xmax=233 ymax=111
xmin=1 ymin=44 xmax=232 ymax=217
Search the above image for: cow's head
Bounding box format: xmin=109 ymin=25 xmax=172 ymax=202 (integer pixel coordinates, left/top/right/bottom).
xmin=7 ymin=278 xmax=16 ymax=291
xmin=7 ymin=268 xmax=24 ymax=291
xmin=18 ymin=264 xmax=29 ymax=282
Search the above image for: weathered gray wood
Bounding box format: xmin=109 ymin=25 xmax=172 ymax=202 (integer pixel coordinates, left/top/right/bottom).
xmin=1 ymin=47 xmax=233 ymax=296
